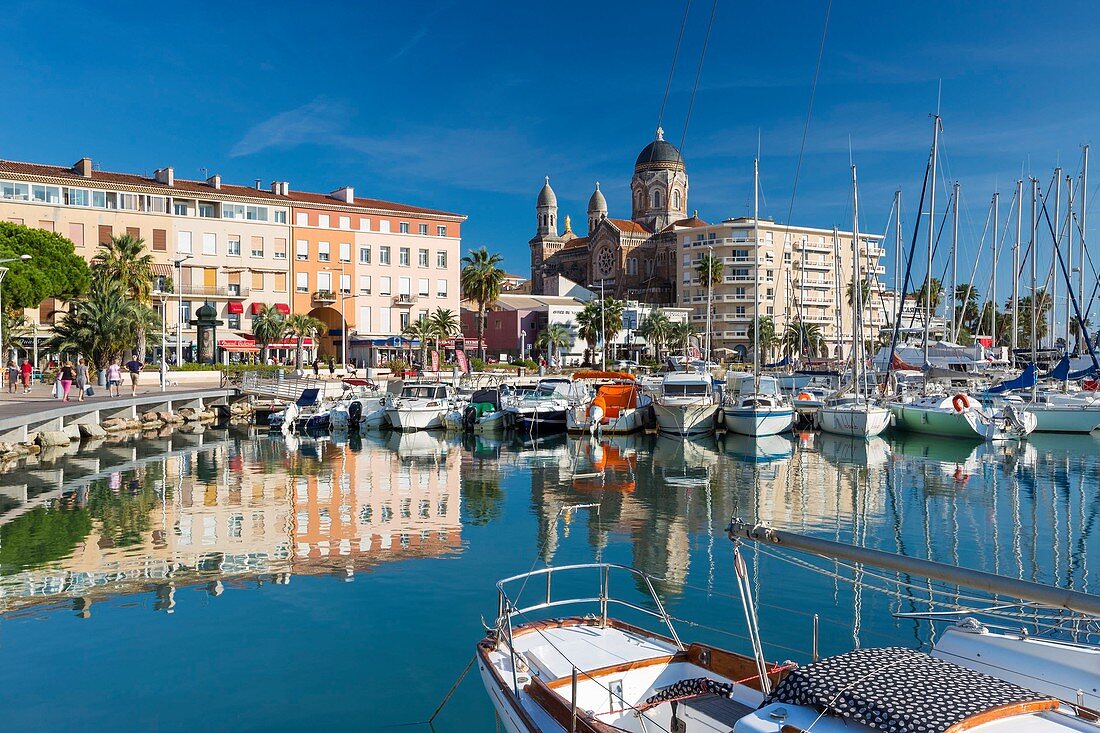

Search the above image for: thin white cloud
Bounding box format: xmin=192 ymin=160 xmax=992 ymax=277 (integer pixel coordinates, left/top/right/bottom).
xmin=230 ymin=97 xmax=352 ymax=158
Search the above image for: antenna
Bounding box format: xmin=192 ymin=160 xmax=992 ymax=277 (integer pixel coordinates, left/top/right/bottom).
xmin=199 ymin=167 xmax=209 ymax=179
xmin=936 ymin=78 xmax=942 ymax=116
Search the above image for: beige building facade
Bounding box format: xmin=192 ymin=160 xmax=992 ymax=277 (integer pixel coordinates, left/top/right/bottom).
xmin=675 ymin=217 xmax=888 ymax=360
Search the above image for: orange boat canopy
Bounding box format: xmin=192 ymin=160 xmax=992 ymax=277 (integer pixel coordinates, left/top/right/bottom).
xmin=571 ymin=370 xmax=635 ymax=381
xmin=592 ymin=383 xmax=641 ymax=419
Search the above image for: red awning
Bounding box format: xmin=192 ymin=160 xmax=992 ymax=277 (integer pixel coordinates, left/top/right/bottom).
xmin=250 ymin=302 xmax=264 ymax=315
xmin=275 ymin=303 xmax=290 ymax=315
xmin=227 ymin=301 xmax=244 ymax=314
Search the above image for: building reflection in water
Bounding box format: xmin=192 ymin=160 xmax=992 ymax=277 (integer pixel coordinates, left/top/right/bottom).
xmin=0 ymin=429 xmax=462 ymax=616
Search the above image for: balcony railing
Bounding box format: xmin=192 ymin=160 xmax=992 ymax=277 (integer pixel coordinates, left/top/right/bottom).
xmin=393 ymin=294 xmax=417 ymax=306
xmin=173 ymin=285 xmax=250 ymax=299
xmin=312 ymin=290 xmax=337 ymax=304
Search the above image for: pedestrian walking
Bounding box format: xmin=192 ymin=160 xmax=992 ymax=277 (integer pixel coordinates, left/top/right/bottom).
xmin=312 ymin=358 xmax=320 ymax=377
xmin=59 ymin=361 xmax=75 ymax=402
xmin=327 ymin=357 xmax=335 ymax=376
xmin=6 ymin=359 xmax=17 ymax=394
xmin=75 ymin=357 xmax=89 ymax=401
xmin=20 ymin=359 xmax=32 ymax=393
xmin=106 ymin=359 xmax=122 ymax=397
xmin=125 ymin=355 xmax=143 ymax=396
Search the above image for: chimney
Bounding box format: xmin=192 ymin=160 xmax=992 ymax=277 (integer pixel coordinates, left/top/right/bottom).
xmin=207 ymin=173 xmax=221 ymax=190
xmin=254 ymin=178 xmax=262 ymax=190
xmin=154 ymin=167 xmax=175 ymax=186
xmin=271 ymin=181 xmax=290 ymax=196
xmin=73 ymin=157 xmax=93 ymax=178
xmin=330 ymin=185 xmax=354 ymax=203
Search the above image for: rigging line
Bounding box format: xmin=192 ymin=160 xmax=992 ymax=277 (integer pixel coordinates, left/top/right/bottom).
xmin=657 ymin=0 xmax=693 ymax=132
xmin=778 ymin=0 xmax=833 ymax=253
xmin=676 ymin=0 xmax=718 ymax=160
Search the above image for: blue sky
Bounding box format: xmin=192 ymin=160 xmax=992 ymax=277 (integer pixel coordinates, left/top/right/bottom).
xmin=5 ymin=0 xmax=1100 ymax=303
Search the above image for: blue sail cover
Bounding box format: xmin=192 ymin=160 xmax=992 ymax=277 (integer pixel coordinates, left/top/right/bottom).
xmin=1042 ymin=356 xmax=1070 ymax=381
xmin=987 ymin=363 xmax=1037 ymax=394
xmin=1070 ymin=365 xmax=1098 ymax=379
xmin=763 ymin=356 xmax=790 ymax=369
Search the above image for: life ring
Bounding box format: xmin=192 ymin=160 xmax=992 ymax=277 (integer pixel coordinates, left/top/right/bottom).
xmin=797 ymin=392 xmax=813 ymax=401
xmin=951 ymin=393 xmax=970 ymax=413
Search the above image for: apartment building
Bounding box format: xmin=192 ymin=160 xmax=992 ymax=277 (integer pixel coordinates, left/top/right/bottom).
xmin=676 ymin=217 xmax=888 ymax=360
xmin=0 ymin=158 xmax=464 ymax=363
xmin=289 ymin=187 xmax=463 ymax=366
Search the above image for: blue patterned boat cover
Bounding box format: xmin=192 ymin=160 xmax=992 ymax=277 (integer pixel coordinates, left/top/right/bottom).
xmin=766 ymin=647 xmax=1056 ymax=733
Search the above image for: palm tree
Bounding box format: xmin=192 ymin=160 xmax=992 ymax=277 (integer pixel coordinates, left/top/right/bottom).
xmin=747 ymin=316 xmax=780 ymax=363
xmin=429 ymin=307 xmax=459 ymax=353
xmin=845 ymin=278 xmax=872 ymax=307
xmin=285 ymin=313 xmax=325 ymax=370
xmin=1070 ymin=316 xmax=1093 ymax=353
xmin=403 ymin=316 xmax=435 ymax=368
xmin=636 ymin=311 xmax=671 ymax=362
xmin=783 ymin=320 xmax=826 ymax=358
xmin=574 ymin=298 xmax=625 ymax=366
xmin=1016 ymin=290 xmax=1053 ymax=346
xmin=460 ymin=247 xmax=505 ymax=362
xmin=92 ymin=233 xmax=156 ymax=359
xmin=48 ymin=280 xmax=161 ymax=369
xmin=252 ymin=305 xmax=287 ymax=362
xmin=953 ymin=284 xmax=980 ymax=333
xmin=1 ymin=308 xmax=31 ymax=361
xmin=696 ymin=252 xmax=724 ymax=290
xmin=668 ymin=321 xmax=697 ymax=356
xmin=534 ymin=323 xmax=572 ymax=366
xmin=912 ymin=277 xmax=944 ymax=326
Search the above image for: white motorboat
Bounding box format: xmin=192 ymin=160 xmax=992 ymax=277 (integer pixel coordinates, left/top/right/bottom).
xmin=651 ymin=371 xmax=719 ymax=436
xmin=268 ymin=386 xmax=331 ymax=432
xmin=508 ymin=378 xmax=588 ymax=434
xmin=328 ymin=380 xmax=388 ymax=431
xmin=722 ymin=373 xmax=794 ymax=437
xmin=383 ymin=382 xmax=457 ymax=431
xmin=566 ymin=371 xmax=652 ymax=435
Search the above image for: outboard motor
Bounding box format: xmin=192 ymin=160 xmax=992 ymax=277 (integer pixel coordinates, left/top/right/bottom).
xmin=348 ymin=400 xmax=363 ymax=425
xmin=462 ymin=404 xmax=479 ymax=430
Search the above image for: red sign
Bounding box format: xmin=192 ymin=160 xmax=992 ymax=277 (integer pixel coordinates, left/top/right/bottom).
xmin=455 ymin=350 xmax=468 ymax=373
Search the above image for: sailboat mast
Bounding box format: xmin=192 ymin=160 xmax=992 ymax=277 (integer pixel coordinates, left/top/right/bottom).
xmin=1013 ymin=179 xmax=1022 ymax=354
xmin=705 ymin=241 xmax=713 ymax=366
xmin=924 ymin=116 xmax=940 ymax=366
xmin=893 ymin=190 xmax=902 ymax=298
xmin=950 ymin=181 xmax=960 ymax=341
xmin=992 ymin=192 xmax=999 ymax=352
xmin=1064 ymin=173 xmax=1074 ymax=350
xmin=753 ymin=158 xmax=760 ymax=390
xmin=1052 ymin=167 xmax=1062 ymax=350
xmin=1031 ymin=177 xmax=1039 ymax=391
xmin=833 ymin=227 xmax=843 ymax=360
xmin=851 ymin=165 xmax=864 ymax=398
xmin=1081 ymin=146 xmax=1089 ymax=346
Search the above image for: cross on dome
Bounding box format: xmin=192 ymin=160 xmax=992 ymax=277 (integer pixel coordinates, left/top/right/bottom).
xmin=656 ymin=127 xmax=664 ymax=141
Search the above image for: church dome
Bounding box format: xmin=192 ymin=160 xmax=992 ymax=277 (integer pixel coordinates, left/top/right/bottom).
xmin=537 ymin=176 xmax=557 ymax=207
xmin=588 ymin=182 xmax=607 ymax=213
xmin=634 ymin=127 xmax=684 ymax=171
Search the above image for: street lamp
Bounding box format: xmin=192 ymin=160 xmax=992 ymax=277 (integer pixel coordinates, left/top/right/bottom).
xmin=520 ymin=330 xmax=526 ymax=362
xmin=173 ymin=254 xmax=193 ymax=367
xmin=323 ymin=265 xmax=348 ymax=365
xmin=0 ymin=254 xmax=32 ymax=370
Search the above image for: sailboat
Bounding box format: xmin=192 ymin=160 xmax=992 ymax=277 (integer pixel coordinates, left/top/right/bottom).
xmin=723 ymin=158 xmax=794 ymax=437
xmin=818 ymin=164 xmax=890 ymax=438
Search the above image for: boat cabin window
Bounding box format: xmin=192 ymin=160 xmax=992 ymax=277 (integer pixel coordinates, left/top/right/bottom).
xmin=664 ymin=383 xmax=709 ymax=397
xmin=401 ymin=385 xmax=445 ymax=399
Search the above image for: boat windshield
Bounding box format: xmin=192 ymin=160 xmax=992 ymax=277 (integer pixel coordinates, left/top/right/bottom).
xmin=663 ymin=383 xmax=709 ymax=397
xmin=400 ymin=385 xmax=445 ymax=400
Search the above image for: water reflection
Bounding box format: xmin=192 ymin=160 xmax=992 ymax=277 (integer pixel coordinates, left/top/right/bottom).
xmin=0 ymin=428 xmax=463 ymax=615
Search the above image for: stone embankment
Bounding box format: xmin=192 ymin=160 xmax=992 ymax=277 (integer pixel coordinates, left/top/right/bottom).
xmin=0 ymin=400 xmax=254 ymax=465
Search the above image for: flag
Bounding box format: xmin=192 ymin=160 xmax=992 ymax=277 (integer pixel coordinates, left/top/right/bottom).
xmin=431 ymin=349 xmax=440 ymax=372
xmin=456 ymin=349 xmax=469 ymax=373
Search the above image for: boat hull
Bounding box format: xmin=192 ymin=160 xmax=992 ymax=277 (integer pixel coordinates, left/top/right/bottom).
xmin=1026 ymin=405 xmax=1100 ymax=433
xmin=653 ymin=401 xmax=718 ymax=436
xmin=518 ymin=409 xmax=567 ymax=434
xmin=384 ymin=407 xmax=445 ymax=431
xmin=722 ymin=406 xmax=794 ymax=437
xmin=818 ymin=405 xmax=892 ymax=438
xmin=890 ymin=403 xmax=985 ymax=439
xmin=566 ymin=405 xmax=652 ymax=434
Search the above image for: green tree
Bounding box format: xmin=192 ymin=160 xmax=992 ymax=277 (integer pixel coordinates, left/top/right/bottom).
xmin=696 ymin=252 xmax=724 ymax=290
xmin=47 ymin=280 xmax=160 ymax=369
xmin=1014 ymin=290 xmax=1053 ymax=347
xmin=0 ymin=221 xmax=91 ymax=308
xmin=1070 ymin=316 xmax=1093 ymax=353
xmin=92 ymin=234 xmax=157 ymax=359
xmin=575 ymin=298 xmax=625 ymax=366
xmin=460 ymin=247 xmax=505 ymax=362
xmin=429 ymin=307 xmax=459 ymax=353
xmin=636 ymin=311 xmax=671 ymax=362
xmin=747 ymin=316 xmax=780 ymax=362
xmin=252 ymin=305 xmax=287 ymax=362
xmin=534 ymin=322 xmax=572 ymax=365
xmin=912 ymin=277 xmax=944 ymax=321
xmin=845 ymin=278 xmax=873 ymax=307
xmin=783 ymin=320 xmax=826 ymax=358
xmin=403 ymin=316 xmax=435 ymax=368
xmin=285 ymin=313 xmax=325 ymax=370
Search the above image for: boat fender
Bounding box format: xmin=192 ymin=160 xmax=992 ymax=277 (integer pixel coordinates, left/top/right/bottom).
xmin=797 ymin=392 xmax=813 ymax=401
xmin=1084 ymin=379 xmax=1099 ymax=391
xmin=348 ymin=400 xmax=363 ymax=424
xmin=716 ymin=407 xmax=725 ymax=424
xmin=589 ymin=396 xmax=606 ymax=426
xmin=951 ymin=393 xmax=970 ymax=413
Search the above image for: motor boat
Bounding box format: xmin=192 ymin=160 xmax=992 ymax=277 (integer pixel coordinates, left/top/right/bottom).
xmin=508 ymin=378 xmax=588 ymax=434
xmin=461 ymin=387 xmax=513 ymax=434
xmin=566 ymin=371 xmax=652 ymax=435
xmin=384 ymin=382 xmax=458 ymax=431
xmin=721 ymin=373 xmax=794 ymax=437
xmin=328 ymin=380 xmax=388 ymax=431
xmin=651 ymin=371 xmax=719 ymax=437
xmin=268 ymin=387 xmax=331 ymax=433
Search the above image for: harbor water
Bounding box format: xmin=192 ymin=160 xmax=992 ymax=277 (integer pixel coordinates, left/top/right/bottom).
xmin=0 ymin=426 xmax=1096 ymax=730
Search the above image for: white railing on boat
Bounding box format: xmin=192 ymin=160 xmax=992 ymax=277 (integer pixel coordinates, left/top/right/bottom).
xmin=493 ymin=563 xmax=683 ymax=693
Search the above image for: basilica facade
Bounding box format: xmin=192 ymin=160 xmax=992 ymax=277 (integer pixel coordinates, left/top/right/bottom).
xmin=528 ymin=129 xmax=706 ymax=304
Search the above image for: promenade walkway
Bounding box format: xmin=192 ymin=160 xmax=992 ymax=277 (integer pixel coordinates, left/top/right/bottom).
xmin=0 ymin=381 xmax=225 ymax=422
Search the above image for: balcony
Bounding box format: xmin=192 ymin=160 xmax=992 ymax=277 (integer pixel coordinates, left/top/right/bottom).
xmin=796 ymin=295 xmax=831 ymax=305
xmin=794 ymin=279 xmax=830 ymax=290
xmin=312 ymin=290 xmax=337 ymax=304
xmin=173 ymin=285 xmax=250 ymax=299
xmin=393 ymin=294 xmax=417 ymax=307
xmin=795 ymin=240 xmax=833 ymax=253
xmin=799 ymin=260 xmax=832 ymax=271
xmin=862 ymin=244 xmax=886 ymax=257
